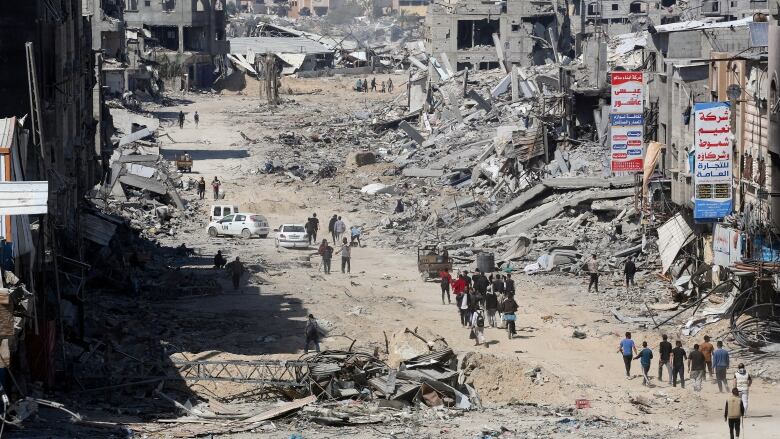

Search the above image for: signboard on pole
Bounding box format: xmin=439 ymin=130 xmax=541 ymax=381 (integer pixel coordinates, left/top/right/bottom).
xmin=609 ymin=114 xmax=644 ymax=172
xmin=693 ymin=102 xmax=732 ymax=221
xmin=713 ymin=224 xmax=743 ymax=267
xmin=610 ymin=72 xmax=644 ymax=114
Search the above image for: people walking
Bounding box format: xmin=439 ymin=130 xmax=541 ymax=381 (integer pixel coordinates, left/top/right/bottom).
xmin=439 ymin=268 xmax=452 ymax=305
xmin=226 ymin=257 xmax=245 ymax=291
xmin=504 ymin=273 xmax=515 ymax=297
xmin=306 ymin=213 xmax=319 ymax=244
xmin=457 ymin=281 xmax=471 ymax=326
xmin=714 ymin=340 xmax=730 ymax=392
xmin=733 ymin=363 xmax=752 ymax=414
xmin=618 ymin=332 xmax=638 ymax=378
xmin=587 ymin=254 xmax=599 ymax=292
xmin=212 ymin=177 xmax=221 ymax=200
xmin=634 ymin=341 xmax=653 ymax=386
xmin=194 ymin=111 xmax=200 ymax=128
xmin=671 ymin=340 xmax=687 ymax=388
xmin=336 ymin=237 xmax=351 ymax=274
xmin=387 ymin=78 xmax=394 ymax=93
xmin=370 ymin=77 xmax=376 ymax=92
xmin=724 ymin=387 xmax=745 ymax=439
xmin=328 ymin=214 xmax=338 ymax=244
xmin=380 ymin=81 xmax=386 ymax=93
xmin=318 ymin=239 xmax=333 ymax=274
xmin=624 ymin=257 xmax=636 ymax=290
xmin=362 ymin=78 xmax=368 ymax=92
xmin=470 ymin=307 xmax=487 ymax=347
xmin=334 ymin=216 xmax=346 ymax=242
xmin=472 ymin=269 xmax=489 ymax=308
xmin=658 ymin=334 xmax=673 ymax=384
xmin=688 ymin=343 xmax=706 ymax=392
xmin=197 ymin=177 xmax=206 ymax=199
xmin=178 ymin=110 xmax=185 ymax=128
xmin=350 ymin=225 xmax=361 ymax=247
xmin=213 ymin=250 xmax=226 ymax=269
xmin=699 ymin=335 xmax=715 ymax=379
xmin=304 ymin=314 xmax=321 ymax=353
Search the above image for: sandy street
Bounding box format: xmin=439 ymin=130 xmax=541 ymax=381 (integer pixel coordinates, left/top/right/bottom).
xmin=137 ymin=78 xmax=780 ymax=438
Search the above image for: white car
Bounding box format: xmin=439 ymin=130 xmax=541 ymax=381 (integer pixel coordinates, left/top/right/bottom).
xmin=207 ymin=213 xmax=270 ymax=239
xmin=275 ymin=224 xmax=309 ymax=248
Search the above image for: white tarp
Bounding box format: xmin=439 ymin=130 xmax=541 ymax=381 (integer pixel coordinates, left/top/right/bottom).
xmin=276 ymin=53 xmax=306 ymax=75
xmin=657 ymin=213 xmax=694 ymax=274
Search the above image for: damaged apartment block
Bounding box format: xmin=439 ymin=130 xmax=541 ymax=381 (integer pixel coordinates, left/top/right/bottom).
xmin=425 ymin=0 xmax=572 ymax=71
xmin=125 ymin=0 xmax=230 ymax=87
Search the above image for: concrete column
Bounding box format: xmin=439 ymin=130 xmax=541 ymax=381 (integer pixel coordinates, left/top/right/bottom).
xmin=178 ymin=25 xmax=184 ymax=53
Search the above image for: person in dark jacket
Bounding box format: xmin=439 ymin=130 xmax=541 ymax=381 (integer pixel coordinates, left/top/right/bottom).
xmin=658 ymin=334 xmax=673 ymax=383
xmin=502 ymin=295 xmax=519 ymax=336
xmin=624 ymin=257 xmax=637 ymax=290
xmin=724 ymin=387 xmax=744 ymax=439
xmin=226 ymin=257 xmax=245 ymax=291
xmin=485 ymin=287 xmax=499 ymax=327
xmin=457 ymin=286 xmax=472 ymax=327
xmin=304 ymin=314 xmax=321 ymax=353
xmin=214 ymin=250 xmax=226 ymax=269
xmin=472 ymin=269 xmax=489 ymax=307
xmin=328 ymin=214 xmax=338 ymax=244
xmin=504 ymin=274 xmax=516 ymax=297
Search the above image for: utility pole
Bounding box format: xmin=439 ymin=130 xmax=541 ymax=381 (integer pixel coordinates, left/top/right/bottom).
xmin=264 ymin=52 xmax=278 ymax=106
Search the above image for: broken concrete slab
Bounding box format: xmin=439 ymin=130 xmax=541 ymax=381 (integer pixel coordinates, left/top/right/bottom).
xmin=490 ymin=74 xmax=511 ymax=98
xmin=591 ymin=197 xmax=633 ymax=211
xmin=401 ymin=167 xmax=445 ymax=178
xmin=346 ymin=151 xmax=377 ymax=167
xmin=467 ymin=89 xmax=491 ymax=112
xmin=399 ymin=121 xmax=425 ymax=145
xmin=450 ymin=184 xmax=549 ymax=240
xmin=361 ymin=183 xmax=395 ymax=195
xmin=542 ymin=176 xmax=634 ymax=190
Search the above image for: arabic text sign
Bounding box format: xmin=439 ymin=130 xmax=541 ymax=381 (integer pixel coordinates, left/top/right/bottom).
xmin=610 ymin=72 xmax=644 ymax=114
xmin=693 ymin=102 xmax=732 ymax=221
xmin=609 ymin=114 xmax=644 ymax=172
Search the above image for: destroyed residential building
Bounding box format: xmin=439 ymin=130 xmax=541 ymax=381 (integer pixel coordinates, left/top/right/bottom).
xmin=124 ymin=0 xmax=231 ymax=87
xmin=425 ymin=0 xmax=570 ymax=70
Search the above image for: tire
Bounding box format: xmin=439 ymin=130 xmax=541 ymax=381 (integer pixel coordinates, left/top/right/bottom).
xmin=208 ymin=227 xmax=218 ymax=237
xmin=241 ymin=229 xmax=251 ymax=239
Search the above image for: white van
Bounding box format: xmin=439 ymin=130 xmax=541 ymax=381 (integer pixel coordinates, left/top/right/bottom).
xmin=210 ymin=204 xmax=240 ymax=222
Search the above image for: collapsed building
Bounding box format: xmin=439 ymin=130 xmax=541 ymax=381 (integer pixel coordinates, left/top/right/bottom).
xmin=425 ymin=0 xmax=572 ymax=70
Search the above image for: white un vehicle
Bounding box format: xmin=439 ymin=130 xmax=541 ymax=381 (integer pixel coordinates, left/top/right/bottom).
xmin=207 ymin=213 xmax=270 ymax=239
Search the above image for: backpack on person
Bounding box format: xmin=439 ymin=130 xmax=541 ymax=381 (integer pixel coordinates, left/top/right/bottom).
xmin=476 ymin=311 xmax=485 ymax=328
xmin=306 ymin=321 xmax=319 ymax=338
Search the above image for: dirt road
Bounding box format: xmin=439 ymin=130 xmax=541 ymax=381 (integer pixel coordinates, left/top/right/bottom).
xmin=148 ymin=78 xmax=778 ymax=438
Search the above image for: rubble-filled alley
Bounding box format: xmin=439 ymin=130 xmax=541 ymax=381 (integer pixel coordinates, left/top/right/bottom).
xmin=0 ymin=0 xmax=779 ymax=438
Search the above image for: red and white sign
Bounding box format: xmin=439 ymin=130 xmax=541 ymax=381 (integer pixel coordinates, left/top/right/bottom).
xmin=610 ymin=72 xmax=644 ymax=114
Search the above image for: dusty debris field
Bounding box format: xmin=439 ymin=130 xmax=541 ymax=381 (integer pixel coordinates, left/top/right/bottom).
xmin=12 ymin=76 xmax=779 ymax=438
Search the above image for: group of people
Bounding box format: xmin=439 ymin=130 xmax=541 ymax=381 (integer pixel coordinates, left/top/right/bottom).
xmin=354 ymin=77 xmax=394 ymax=93
xmin=304 ymin=213 xmax=360 ymax=275
xmin=196 ymin=176 xmax=222 ymax=200
xmin=618 ymin=332 xmax=753 ymax=438
xmin=440 ymin=268 xmax=519 ymax=346
xmin=178 ymin=110 xmax=200 ymax=128
xmin=584 ymin=254 xmax=637 ymax=293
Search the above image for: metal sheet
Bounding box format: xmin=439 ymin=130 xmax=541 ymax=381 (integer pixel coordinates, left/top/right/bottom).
xmin=81 ymin=213 xmax=118 ymax=246
xmin=657 ymin=213 xmax=695 ymax=274
xmin=0 ymin=182 xmax=49 ymax=215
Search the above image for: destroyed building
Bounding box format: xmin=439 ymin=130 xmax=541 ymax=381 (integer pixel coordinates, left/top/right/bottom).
xmin=124 ymin=0 xmax=231 ymax=87
xmin=425 ymin=0 xmax=570 ymax=70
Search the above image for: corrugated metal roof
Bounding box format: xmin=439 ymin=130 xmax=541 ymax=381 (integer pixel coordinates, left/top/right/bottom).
xmin=749 ymin=22 xmax=768 ymax=47
xmin=657 ymin=213 xmax=694 ymax=274
xmin=653 ymin=17 xmax=753 ymax=33
xmin=404 ymin=349 xmax=454 ymax=366
xmin=0 ymin=118 xmax=15 ymax=150
xmin=81 ymin=213 xmax=118 ymax=246
xmin=229 ymin=37 xmax=331 ymax=55
xmin=397 ymin=367 xmax=458 ymax=382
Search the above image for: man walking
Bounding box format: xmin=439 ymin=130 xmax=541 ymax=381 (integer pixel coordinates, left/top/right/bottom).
xmin=714 ymin=340 xmax=730 ymax=392
xmin=387 ymin=78 xmax=394 ymax=93
xmin=624 ymin=257 xmax=636 ymax=290
xmin=504 ymin=273 xmax=515 ymax=297
xmin=304 ymin=314 xmax=321 ymax=353
xmin=470 ymin=307 xmax=487 ymax=347
xmin=688 ymin=343 xmax=706 ymax=392
xmin=617 ymin=332 xmax=638 ymax=378
xmin=724 ymin=387 xmax=744 ymax=439
xmin=194 ymin=111 xmax=200 ymax=128
xmin=328 ymin=214 xmax=338 ymax=244
xmin=699 ymin=335 xmax=715 ymax=379
xmin=226 ymin=257 xmax=245 ymax=291
xmin=318 ymin=239 xmax=333 ymax=274
xmin=334 ymin=216 xmax=346 ymax=242
xmin=587 ymin=254 xmax=599 ymax=293
xmin=634 ymin=341 xmax=653 ymax=386
xmin=370 ymin=77 xmax=376 ymax=92
xmin=485 ymin=285 xmax=498 ymax=327
xmin=733 ymin=363 xmax=752 ymax=414
xmin=472 ymin=269 xmax=489 ymax=307
xmin=212 ymin=177 xmax=221 ymax=200
xmin=336 ymin=237 xmax=351 ymax=274
xmin=439 ymin=267 xmax=452 ymax=305
xmin=306 ymin=213 xmax=319 ymax=244
xmin=457 ymin=281 xmax=471 ymax=326
xmin=197 ymin=177 xmax=206 ymax=200
xmin=658 ymin=334 xmax=673 ymax=384
xmin=502 ymin=294 xmax=519 ymax=337
xmin=671 ymin=340 xmax=687 ymax=388
xmin=178 ymin=110 xmax=185 ymax=128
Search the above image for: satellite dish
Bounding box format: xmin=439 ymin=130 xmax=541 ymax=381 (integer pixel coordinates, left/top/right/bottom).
xmin=726 ymin=84 xmax=741 ymax=101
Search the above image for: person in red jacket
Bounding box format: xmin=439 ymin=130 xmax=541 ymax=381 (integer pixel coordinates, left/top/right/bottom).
xmin=440 ymin=268 xmax=453 ymax=305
